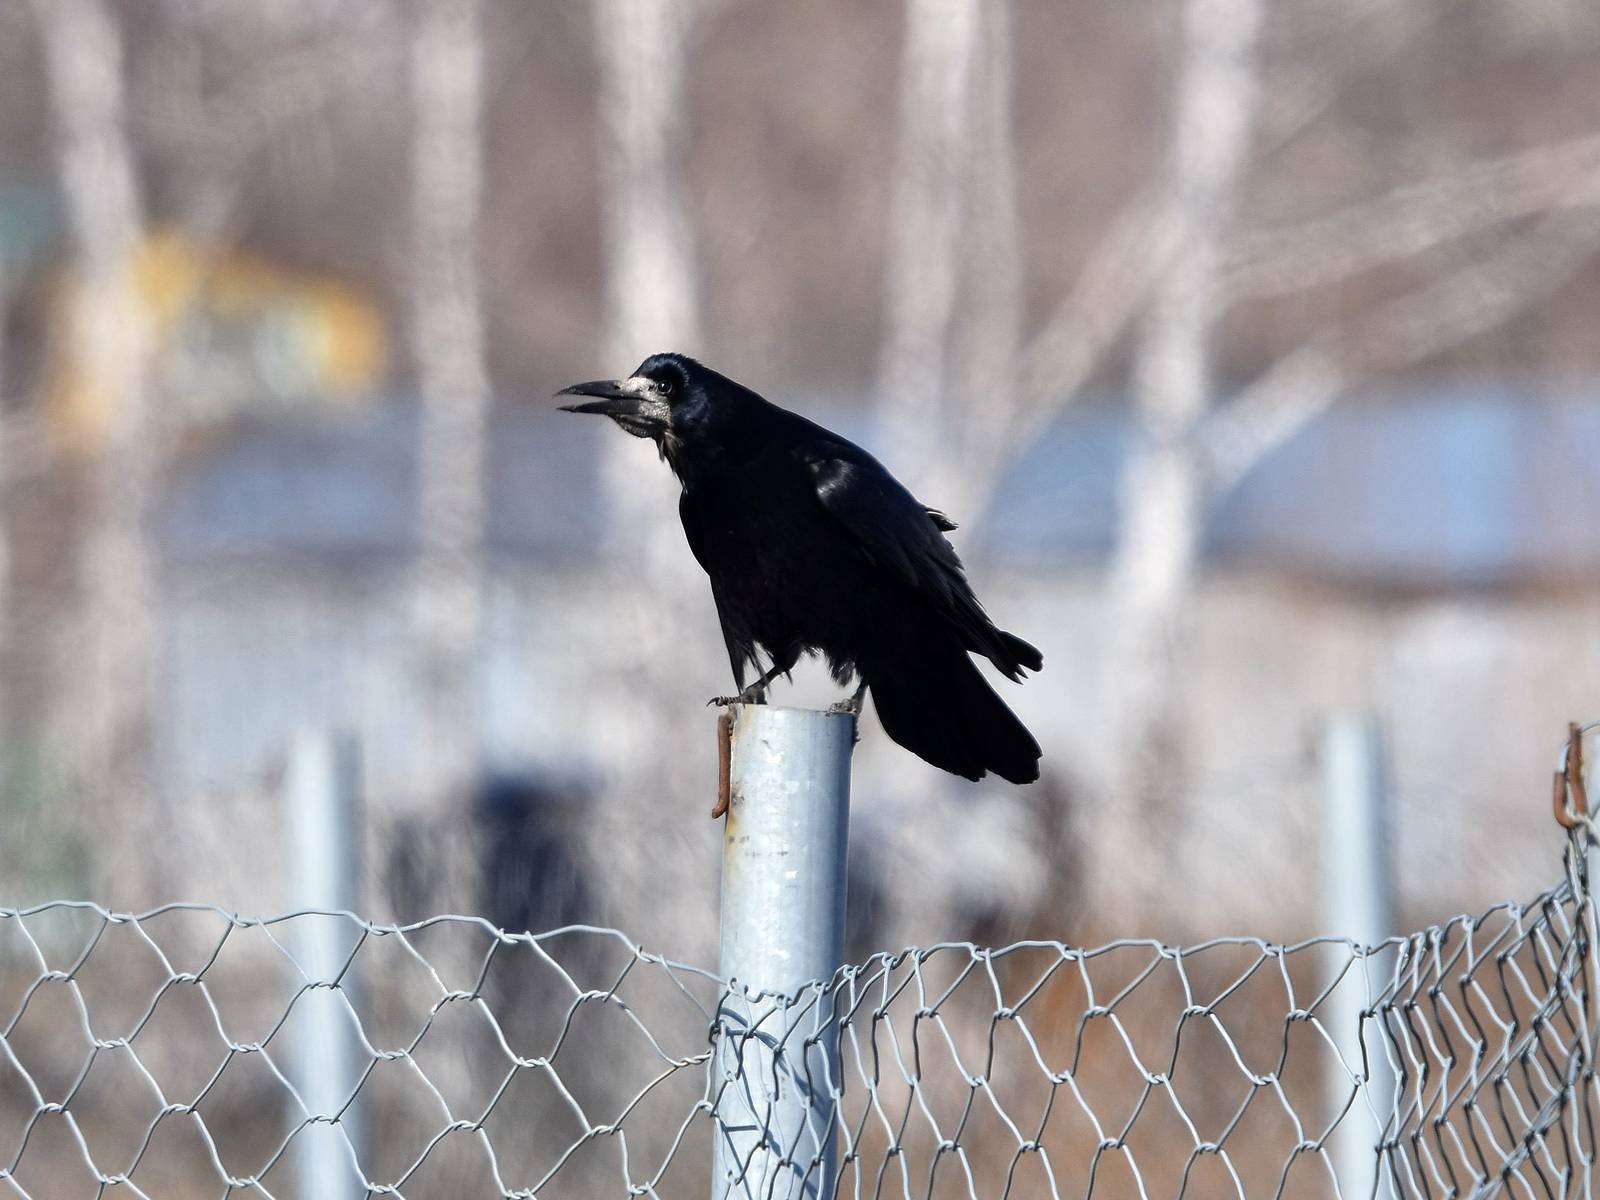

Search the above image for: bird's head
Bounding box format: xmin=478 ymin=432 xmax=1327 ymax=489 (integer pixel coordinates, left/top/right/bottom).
xmin=555 ymin=353 xmax=701 ymax=442
xmin=559 ymin=353 xmax=756 ymax=478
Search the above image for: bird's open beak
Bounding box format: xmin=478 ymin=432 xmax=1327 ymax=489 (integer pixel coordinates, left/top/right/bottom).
xmin=555 ymin=378 xmax=669 ymax=439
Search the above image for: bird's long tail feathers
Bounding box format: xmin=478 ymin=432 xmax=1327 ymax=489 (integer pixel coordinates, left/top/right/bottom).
xmin=864 ymin=646 xmax=1041 ymax=785
xmin=957 ymin=614 xmax=1042 ymax=681
xmin=994 ymin=629 xmax=1043 ymax=676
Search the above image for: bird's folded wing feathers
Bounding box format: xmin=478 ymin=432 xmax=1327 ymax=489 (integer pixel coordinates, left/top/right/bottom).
xmin=680 ymin=490 xmax=759 ymax=685
xmin=678 ymin=490 xmax=712 ymax=572
xmin=805 ymin=453 xmax=969 ymax=605
xmin=806 ymin=451 xmax=1039 ymax=679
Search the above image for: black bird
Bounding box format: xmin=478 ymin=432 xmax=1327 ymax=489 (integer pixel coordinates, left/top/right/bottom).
xmin=558 ymin=353 xmax=1042 ymax=785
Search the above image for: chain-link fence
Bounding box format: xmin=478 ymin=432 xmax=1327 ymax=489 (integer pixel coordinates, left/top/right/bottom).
xmin=2 ymin=831 xmax=1595 ymax=1199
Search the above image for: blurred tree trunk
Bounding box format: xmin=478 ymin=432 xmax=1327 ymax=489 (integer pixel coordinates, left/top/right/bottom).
xmin=593 ymin=0 xmax=702 ymax=577
xmin=405 ymin=1 xmax=491 ymax=1105
xmin=588 ymin=0 xmax=703 ymax=761
xmin=1100 ymin=0 xmax=1265 ymax=914
xmin=877 ymin=0 xmax=980 ymax=490
xmin=594 ymin=0 xmax=701 ymax=373
xmin=410 ymin=0 xmax=488 ymax=806
xmin=30 ymin=0 xmax=161 ymax=861
xmin=935 ymin=0 xmax=1023 ymax=524
xmin=580 ymin=0 xmax=716 ymax=953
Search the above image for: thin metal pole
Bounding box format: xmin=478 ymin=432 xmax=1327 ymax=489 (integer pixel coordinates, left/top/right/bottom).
xmin=1320 ymin=713 xmax=1396 ymax=1200
xmin=712 ymin=704 xmax=854 ymax=1200
xmin=285 ymin=730 xmax=365 ymax=1198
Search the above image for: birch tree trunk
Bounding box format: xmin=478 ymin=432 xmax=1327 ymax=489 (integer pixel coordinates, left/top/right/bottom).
xmin=937 ymin=0 xmax=1022 ymax=523
xmin=410 ymin=0 xmax=489 ymax=807
xmin=593 ymin=0 xmax=701 ymax=372
xmin=877 ymin=0 xmax=981 ymax=491
xmin=589 ymin=0 xmax=703 ymax=644
xmin=593 ymin=0 xmax=701 ymax=587
xmin=588 ymin=0 xmax=702 ymax=741
xmin=1099 ymin=0 xmax=1265 ymax=913
xmin=579 ymin=0 xmax=715 ymax=955
xmin=30 ymin=0 xmax=161 ymax=862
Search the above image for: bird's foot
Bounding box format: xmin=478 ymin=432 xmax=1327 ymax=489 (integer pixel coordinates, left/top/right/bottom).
xmin=828 ymin=681 xmax=869 ymax=717
xmin=708 ymin=683 xmax=768 ymax=708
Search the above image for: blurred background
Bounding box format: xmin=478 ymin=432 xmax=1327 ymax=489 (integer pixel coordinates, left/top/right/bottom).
xmin=2 ymin=0 xmax=1599 ymax=964
xmin=6 ymin=2 xmax=1600 ymax=1195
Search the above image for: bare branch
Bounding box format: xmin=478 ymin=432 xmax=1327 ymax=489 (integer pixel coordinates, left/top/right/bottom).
xmin=965 ymin=0 xmax=1463 ymax=508
xmin=935 ymin=191 xmax=1179 ymax=528
xmin=1016 ymin=196 xmax=1178 ymax=431
xmin=1197 ymin=340 xmax=1343 ymax=495
xmin=1227 ymin=132 xmax=1600 ymax=298
xmin=1257 ymin=0 xmax=1468 ymax=154
xmin=1206 ymin=208 xmax=1600 ymax=492
xmin=1022 ymin=138 xmax=1600 ymax=519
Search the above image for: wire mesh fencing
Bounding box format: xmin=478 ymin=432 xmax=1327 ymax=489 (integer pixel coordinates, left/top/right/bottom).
xmin=1 ymin=841 xmax=1595 ymax=1199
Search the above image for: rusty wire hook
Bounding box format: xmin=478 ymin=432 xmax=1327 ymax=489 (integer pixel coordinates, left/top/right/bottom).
xmin=712 ymin=710 xmax=733 ymax=820
xmin=1552 ymin=721 xmax=1592 ymax=830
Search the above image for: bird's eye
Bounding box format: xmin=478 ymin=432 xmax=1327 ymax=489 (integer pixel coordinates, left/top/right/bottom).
xmin=654 ymin=377 xmax=675 ymax=398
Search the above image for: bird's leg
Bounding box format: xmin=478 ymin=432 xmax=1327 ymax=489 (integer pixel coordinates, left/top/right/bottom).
xmin=828 ymin=678 xmax=869 ymax=717
xmin=708 ymin=660 xmax=787 ymax=708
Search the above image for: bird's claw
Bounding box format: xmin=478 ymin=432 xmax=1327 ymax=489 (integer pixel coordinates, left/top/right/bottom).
xmin=828 ymin=681 xmax=869 ymax=717
xmin=708 ymin=686 xmax=767 ymax=708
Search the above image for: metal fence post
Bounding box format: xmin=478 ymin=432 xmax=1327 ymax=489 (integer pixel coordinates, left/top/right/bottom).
xmin=712 ymin=704 xmax=854 ymax=1200
xmin=1320 ymin=713 xmax=1397 ymax=1200
xmin=284 ymin=730 xmax=365 ymax=1198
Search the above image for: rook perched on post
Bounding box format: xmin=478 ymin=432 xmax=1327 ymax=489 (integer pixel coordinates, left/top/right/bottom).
xmin=558 ymin=353 xmax=1043 ymax=785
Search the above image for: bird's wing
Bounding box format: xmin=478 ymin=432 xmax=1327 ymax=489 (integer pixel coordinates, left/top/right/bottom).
xmin=805 ymin=448 xmax=1041 ymax=680
xmin=679 ymin=489 xmax=757 ymax=689
xmin=678 ymin=488 xmax=715 ymax=575
xmin=805 ymin=450 xmax=966 ymax=594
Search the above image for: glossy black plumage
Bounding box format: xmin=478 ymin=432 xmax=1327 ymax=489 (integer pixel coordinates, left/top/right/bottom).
xmin=558 ymin=353 xmax=1042 ymax=784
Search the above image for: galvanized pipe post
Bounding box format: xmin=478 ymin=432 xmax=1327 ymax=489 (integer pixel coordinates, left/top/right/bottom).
xmin=1320 ymin=714 xmax=1397 ymax=1200
xmin=712 ymin=704 xmax=854 ymax=1200
xmin=285 ymin=730 xmax=365 ymax=1198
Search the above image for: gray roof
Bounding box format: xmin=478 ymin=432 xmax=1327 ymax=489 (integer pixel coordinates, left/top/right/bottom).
xmin=163 ymin=402 xmax=604 ymax=564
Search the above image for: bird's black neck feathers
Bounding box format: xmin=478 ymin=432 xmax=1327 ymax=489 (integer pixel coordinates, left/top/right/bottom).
xmin=655 ymin=368 xmax=778 ymax=485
